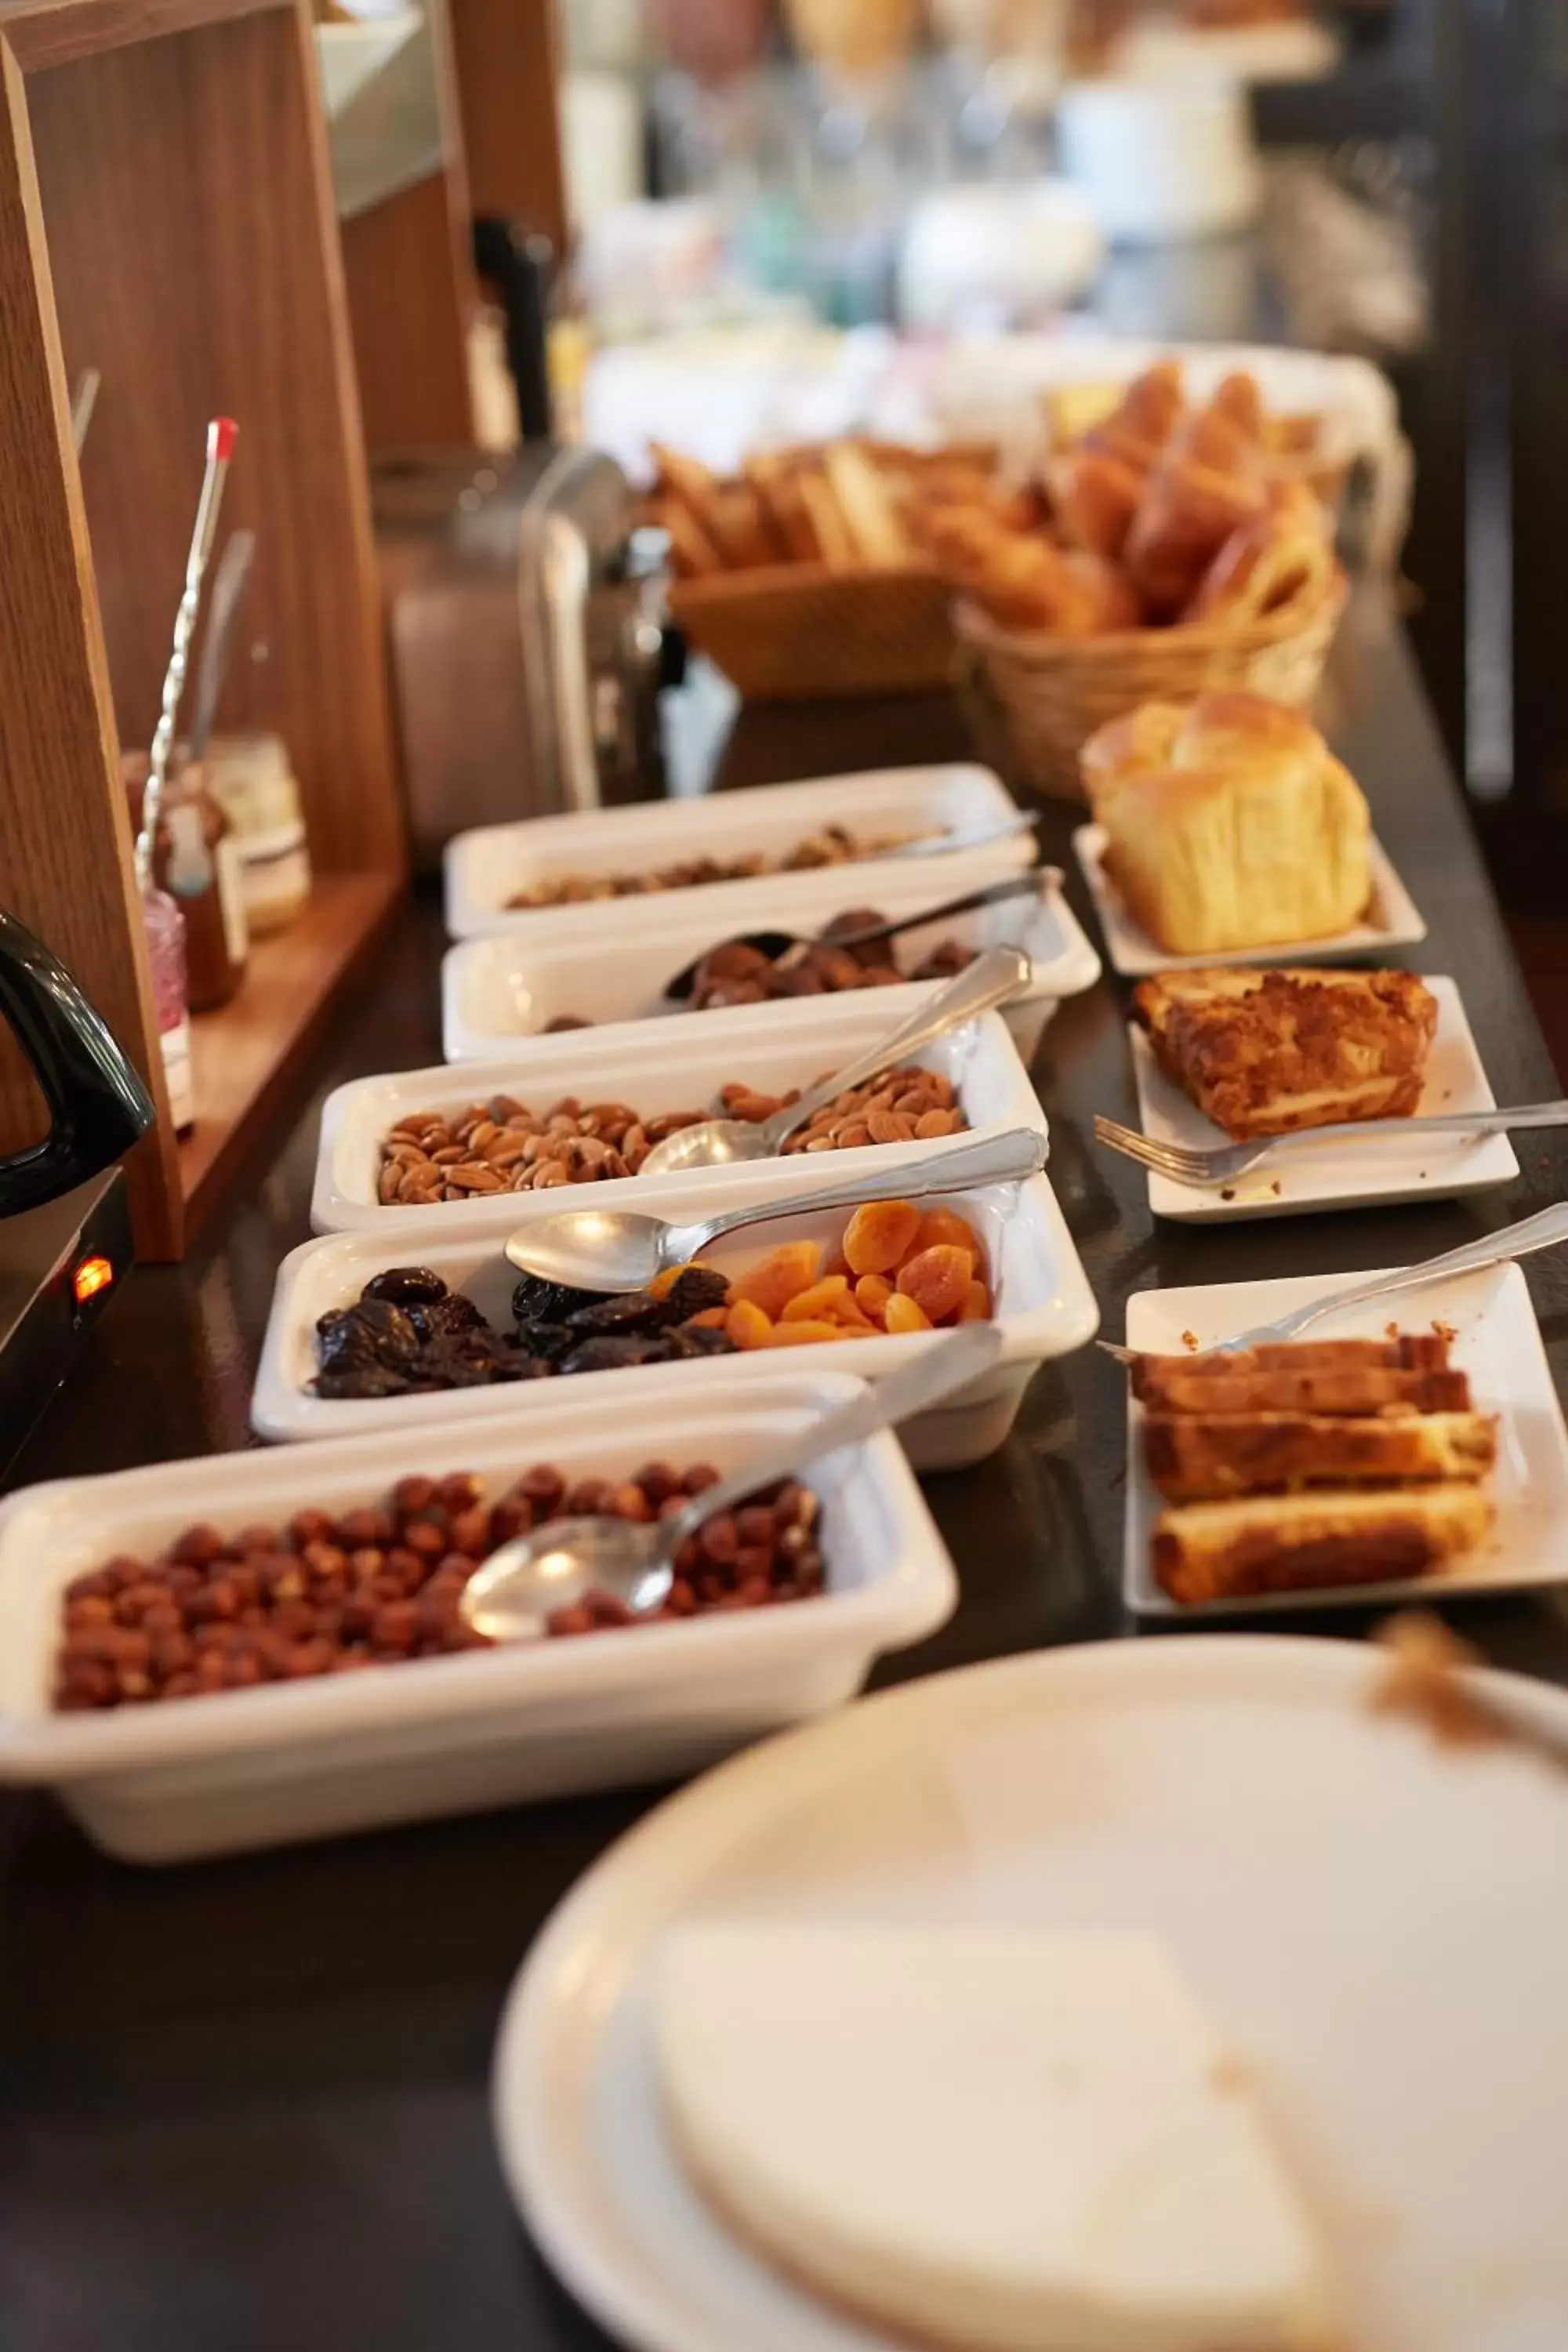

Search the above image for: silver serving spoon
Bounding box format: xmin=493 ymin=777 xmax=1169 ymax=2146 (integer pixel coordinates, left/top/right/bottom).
xmin=884 ymin=809 xmax=1038 ymax=860
xmin=641 ymin=945 xmax=1030 ymax=1176
xmin=461 ymin=1321 xmax=1003 ymax=1641
xmin=660 ymin=870 xmax=1057 ymax=1003
xmin=503 ymin=1123 xmax=1047 ymax=1294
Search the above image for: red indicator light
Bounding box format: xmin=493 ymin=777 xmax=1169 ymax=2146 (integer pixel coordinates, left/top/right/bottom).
xmin=73 ymin=1255 xmax=114 ymax=1305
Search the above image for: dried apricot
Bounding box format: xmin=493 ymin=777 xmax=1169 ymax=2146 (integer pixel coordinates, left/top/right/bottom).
xmin=819 ymin=1291 xmax=877 ymax=1330
xmin=855 ymin=1273 xmax=893 ymax=1315
xmin=648 ymin=1261 xmax=702 ymax=1300
xmin=895 ymin=1243 xmax=974 ymax=1325
xmin=725 ymin=1298 xmax=775 ymax=1350
xmin=842 ymin=1200 xmax=920 ymax=1276
xmin=782 ymin=1276 xmax=851 ymax=1322
xmin=884 ymin=1292 xmax=931 ymax=1334
xmin=688 ymin=1305 xmax=729 ymax=1330
xmin=822 ymin=1251 xmax=852 ymax=1282
xmin=759 ymin=1319 xmax=844 ymax=1348
xmin=729 ymin=1240 xmax=822 ymax=1319
xmin=913 ymin=1208 xmax=982 ymax=1262
xmin=958 ymin=1278 xmax=992 ymax=1323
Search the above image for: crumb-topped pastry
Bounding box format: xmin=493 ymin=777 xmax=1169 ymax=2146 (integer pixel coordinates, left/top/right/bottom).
xmin=1133 ymin=966 xmax=1437 ymax=1138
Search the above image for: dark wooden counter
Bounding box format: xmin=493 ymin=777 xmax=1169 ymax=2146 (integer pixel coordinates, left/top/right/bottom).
xmin=3 ymin=596 xmax=1567 ymax=2350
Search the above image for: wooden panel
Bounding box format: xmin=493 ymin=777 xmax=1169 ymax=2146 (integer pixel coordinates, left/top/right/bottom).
xmin=448 ymin=0 xmax=564 ymax=251
xmin=0 ymin=0 xmax=270 ymax=74
xmin=340 ymin=169 xmax=477 ymax=448
xmin=179 ymin=871 xmax=398 ymax=1229
xmin=25 ymin=0 xmax=404 ymax=880
xmin=0 ymin=38 xmax=178 ymax=1253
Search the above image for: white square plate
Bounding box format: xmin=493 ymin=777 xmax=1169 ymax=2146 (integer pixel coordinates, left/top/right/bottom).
xmin=1127 ymin=975 xmax=1519 ymax=1221
xmin=1073 ymin=822 xmax=1427 ymax=977
xmin=1123 ymin=1259 xmax=1568 ymax=1616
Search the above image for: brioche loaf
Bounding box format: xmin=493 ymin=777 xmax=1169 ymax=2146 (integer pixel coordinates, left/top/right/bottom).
xmin=1083 ymin=692 xmax=1372 ymax=954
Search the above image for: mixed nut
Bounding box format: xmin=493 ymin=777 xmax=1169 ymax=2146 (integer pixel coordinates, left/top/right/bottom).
xmin=312 ymin=1201 xmax=994 ymax=1402
xmin=53 ymin=1460 xmax=827 ymax=1708
xmin=504 ymin=823 xmax=923 ymax=908
xmin=378 ymin=1065 xmax=967 ymax=1204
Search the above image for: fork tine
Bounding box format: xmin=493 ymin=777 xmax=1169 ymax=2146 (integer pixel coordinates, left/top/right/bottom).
xmin=1091 ymin=1117 xmax=1217 ymax=1180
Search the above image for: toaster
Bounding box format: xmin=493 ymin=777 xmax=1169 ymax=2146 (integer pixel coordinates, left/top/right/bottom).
xmin=371 ymin=441 xmax=674 ymax=869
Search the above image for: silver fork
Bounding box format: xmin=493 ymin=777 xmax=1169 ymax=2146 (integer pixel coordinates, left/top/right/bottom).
xmin=1102 ymin=1198 xmax=1568 ymax=1362
xmin=1095 ymin=1102 xmax=1568 ymax=1191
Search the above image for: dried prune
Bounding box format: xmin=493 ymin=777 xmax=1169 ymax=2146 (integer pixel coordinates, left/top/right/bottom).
xmin=363 ymin=1266 xmax=448 ymax=1307
xmin=513 ymin=1273 xmax=599 ymax=1327
xmin=316 ymin=1308 xmax=382 ymax=1374
xmin=684 ymin=1324 xmax=739 ymax=1356
xmin=559 ymin=1333 xmax=677 ymax=1375
xmin=662 ymin=1265 xmax=731 ymax=1319
xmin=313 ymin=1365 xmax=416 ymax=1400
xmin=354 ymin=1298 xmax=423 ymax=1365
xmin=510 ymin=1322 xmax=577 ymax=1367
xmin=564 ymin=1293 xmax=670 ymax=1338
xmin=409 ymin=1291 xmax=485 ymax=1343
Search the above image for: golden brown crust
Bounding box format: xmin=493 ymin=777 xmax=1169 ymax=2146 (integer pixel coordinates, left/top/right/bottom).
xmin=1132 ymin=967 xmax=1438 ymax=1139
xmin=1130 ymin=1334 xmax=1453 ymax=1398
xmin=1136 ymin=1364 xmax=1473 ymax=1418
xmin=1154 ymin=1484 xmax=1494 ymax=1604
xmin=1145 ymin=1410 xmax=1497 ymax=1504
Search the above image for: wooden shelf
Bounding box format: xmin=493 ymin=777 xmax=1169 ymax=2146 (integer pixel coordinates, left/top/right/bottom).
xmin=179 ymin=875 xmax=401 ymax=1233
xmin=0 ymin=0 xmax=408 ymax=1262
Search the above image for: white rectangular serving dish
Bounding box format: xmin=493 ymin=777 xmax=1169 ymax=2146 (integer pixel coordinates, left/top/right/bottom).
xmin=442 ymin=866 xmax=1100 ymax=1067
xmin=1127 ymin=975 xmax=1518 ymax=1221
xmin=0 ymin=1377 xmax=956 ymax=1862
xmin=312 ymin=1004 xmax=1045 ymax=1236
xmin=445 ymin=765 xmax=1031 ymax=943
xmin=256 ymin=1164 xmax=1099 ymax=1470
xmin=1073 ymin=823 xmax=1426 ymax=978
xmin=1123 ymin=1261 xmax=1568 ymax=1617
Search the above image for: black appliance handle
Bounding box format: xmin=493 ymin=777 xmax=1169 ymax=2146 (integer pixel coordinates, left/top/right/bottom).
xmin=472 ymin=216 xmax=554 ymax=443
xmin=0 ymin=911 xmax=155 ymax=1218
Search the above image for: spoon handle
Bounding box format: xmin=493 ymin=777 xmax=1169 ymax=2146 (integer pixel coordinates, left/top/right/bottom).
xmin=662 ymin=1323 xmax=1006 ymax=1552
xmin=681 ymin=1125 xmax=1049 ymax=1257
xmin=834 ymin=869 xmax=1054 ymax=950
xmin=759 ymin=947 xmax=1032 ymax=1152
xmin=887 ymin=810 xmax=1037 ymax=861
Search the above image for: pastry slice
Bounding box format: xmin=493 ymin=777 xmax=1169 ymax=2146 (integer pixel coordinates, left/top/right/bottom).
xmin=1134 ymin=1362 xmax=1472 ymax=1419
xmin=1154 ymin=1482 xmax=1493 ymax=1604
xmin=1130 ymin=1334 xmax=1450 ymax=1400
xmin=1145 ymin=1409 xmax=1497 ymax=1503
xmin=1133 ymin=967 xmax=1438 ymax=1139
xmin=655 ymin=1922 xmax=1341 ymax=2352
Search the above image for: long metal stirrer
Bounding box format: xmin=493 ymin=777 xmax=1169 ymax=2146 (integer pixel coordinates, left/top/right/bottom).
xmin=70 ymin=368 xmax=100 ymax=456
xmin=134 ymin=416 xmax=238 ymax=892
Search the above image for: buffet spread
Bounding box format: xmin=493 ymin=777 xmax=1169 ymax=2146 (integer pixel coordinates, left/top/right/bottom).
xmin=8 ymin=344 xmax=1568 ymax=2352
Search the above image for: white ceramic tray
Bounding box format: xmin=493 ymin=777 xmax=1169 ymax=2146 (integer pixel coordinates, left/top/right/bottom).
xmin=441 ymin=866 xmax=1100 ymax=1068
xmin=495 ymin=1635 xmax=1568 ymax=2352
xmin=445 ymin=766 xmax=1031 ymax=943
xmin=312 ymin=1004 xmax=1045 ymax=1236
xmin=0 ymin=1377 xmax=954 ymax=1863
xmin=255 ymin=1164 xmax=1098 ymax=1472
xmin=1127 ymin=975 xmax=1518 ymax=1221
xmin=1123 ymin=1259 xmax=1568 ymax=1617
xmin=1073 ymin=823 xmax=1426 ymax=978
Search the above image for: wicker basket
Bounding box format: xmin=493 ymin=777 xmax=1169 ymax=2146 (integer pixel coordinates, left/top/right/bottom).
xmin=956 ymin=569 xmax=1348 ymax=800
xmin=670 ymin=564 xmax=956 ymax=702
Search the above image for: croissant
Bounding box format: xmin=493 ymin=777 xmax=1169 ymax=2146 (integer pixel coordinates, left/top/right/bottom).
xmin=1188 ymin=517 xmax=1338 ymax=625
xmin=1123 ymin=409 xmax=1266 ymax=619
xmin=1046 ymin=448 xmax=1145 ymax=561
xmin=1080 ymin=361 xmax=1185 ymax=473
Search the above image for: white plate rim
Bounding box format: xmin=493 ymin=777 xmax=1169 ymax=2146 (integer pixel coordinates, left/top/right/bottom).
xmin=1125 ymin=974 xmax=1519 ymax=1221
xmin=491 ymin=1631 xmax=1568 ymax=2352
xmin=1073 ymin=822 xmax=1427 ymax=977
xmin=1120 ymin=1258 xmax=1568 ymax=1617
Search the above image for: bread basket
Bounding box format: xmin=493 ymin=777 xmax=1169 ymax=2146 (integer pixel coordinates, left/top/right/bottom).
xmin=670 ymin=564 xmax=956 ymax=702
xmin=956 ymin=567 xmax=1348 ymax=800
